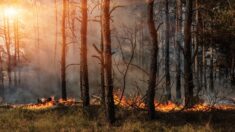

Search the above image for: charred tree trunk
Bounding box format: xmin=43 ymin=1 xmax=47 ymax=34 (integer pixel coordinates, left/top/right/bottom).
xmin=176 ymin=0 xmax=182 ymax=99
xmin=184 ymin=0 xmax=194 ymax=108
xmin=102 ymin=0 xmax=115 ymax=124
xmin=61 ymin=0 xmax=67 ymax=100
xmin=146 ymin=0 xmax=159 ymax=120
xmin=165 ymin=0 xmax=171 ymax=101
xmin=80 ymin=0 xmax=90 ymax=106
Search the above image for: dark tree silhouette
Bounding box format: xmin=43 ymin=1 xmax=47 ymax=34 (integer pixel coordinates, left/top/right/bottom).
xmin=80 ymin=0 xmax=90 ymax=106
xmin=184 ymin=0 xmax=194 ymax=107
xmin=175 ymin=0 xmax=182 ymax=99
xmin=61 ymin=0 xmax=67 ymax=100
xmin=146 ymin=0 xmax=159 ymax=120
xmin=102 ymin=0 xmax=115 ymax=124
xmin=165 ymin=0 xmax=171 ymax=101
xmin=3 ymin=16 xmax=12 ymax=87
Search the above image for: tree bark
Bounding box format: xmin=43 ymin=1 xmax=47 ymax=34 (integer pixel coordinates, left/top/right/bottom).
xmin=165 ymin=0 xmax=171 ymax=101
xmin=80 ymin=0 xmax=90 ymax=106
xmin=100 ymin=0 xmax=105 ymax=106
xmin=61 ymin=0 xmax=67 ymax=100
xmin=102 ymin=0 xmax=115 ymax=124
xmin=209 ymin=47 xmax=214 ymax=92
xmin=54 ymin=0 xmax=58 ymax=63
xmin=195 ymin=0 xmax=203 ymax=96
xmin=0 ymin=48 xmax=4 ymax=100
xmin=3 ymin=17 xmax=12 ymax=87
xmin=203 ymin=42 xmax=207 ymax=90
xmin=14 ymin=17 xmax=19 ymax=86
xmin=54 ymin=0 xmax=60 ymax=94
xmin=184 ymin=0 xmax=194 ymax=108
xmin=176 ymin=0 xmax=182 ymax=99
xmin=146 ymin=0 xmax=159 ymax=120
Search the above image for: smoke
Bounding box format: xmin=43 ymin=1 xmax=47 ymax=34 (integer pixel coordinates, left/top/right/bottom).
xmin=0 ymin=0 xmax=234 ymax=104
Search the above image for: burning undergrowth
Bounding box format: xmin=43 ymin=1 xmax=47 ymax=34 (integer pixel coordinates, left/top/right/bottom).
xmin=10 ymin=97 xmax=77 ymax=110
xmin=113 ymin=92 xmax=235 ymax=112
xmin=2 ymin=93 xmax=235 ymax=112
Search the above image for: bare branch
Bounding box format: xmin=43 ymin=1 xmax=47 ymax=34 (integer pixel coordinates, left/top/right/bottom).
xmin=92 ymin=55 xmax=101 ymax=62
xmin=157 ymin=22 xmax=163 ymax=31
xmin=110 ymin=5 xmax=125 ymax=15
xmin=66 ymin=64 xmax=80 ymax=70
xmin=92 ymin=44 xmax=102 ymax=54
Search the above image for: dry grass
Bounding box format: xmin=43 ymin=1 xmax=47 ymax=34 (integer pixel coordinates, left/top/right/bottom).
xmin=0 ymin=106 xmax=234 ymax=132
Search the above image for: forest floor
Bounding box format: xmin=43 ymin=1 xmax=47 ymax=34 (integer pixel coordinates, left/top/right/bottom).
xmin=0 ymin=106 xmax=235 ymax=132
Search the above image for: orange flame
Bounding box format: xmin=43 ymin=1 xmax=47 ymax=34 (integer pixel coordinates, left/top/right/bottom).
xmin=24 ymin=97 xmax=76 ymax=110
xmin=113 ymin=93 xmax=235 ymax=112
xmin=16 ymin=93 xmax=235 ymax=112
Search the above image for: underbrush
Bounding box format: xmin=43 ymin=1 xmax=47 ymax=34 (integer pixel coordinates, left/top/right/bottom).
xmin=0 ymin=106 xmax=234 ymax=132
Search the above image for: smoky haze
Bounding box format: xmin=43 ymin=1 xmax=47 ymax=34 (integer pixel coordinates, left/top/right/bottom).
xmin=0 ymin=0 xmax=147 ymax=103
xmin=0 ymin=0 xmax=234 ymax=104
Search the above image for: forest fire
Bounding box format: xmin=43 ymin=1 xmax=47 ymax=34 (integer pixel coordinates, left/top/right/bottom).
xmin=0 ymin=0 xmax=234 ymax=131
xmin=113 ymin=94 xmax=235 ymax=112
xmin=4 ymin=94 xmax=234 ymax=112
xmin=19 ymin=97 xmax=76 ymax=110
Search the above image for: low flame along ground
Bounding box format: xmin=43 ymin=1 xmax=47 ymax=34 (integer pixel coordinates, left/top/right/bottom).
xmin=18 ymin=98 xmax=77 ymax=110
xmin=113 ymin=94 xmax=235 ymax=112
xmin=11 ymin=93 xmax=235 ymax=112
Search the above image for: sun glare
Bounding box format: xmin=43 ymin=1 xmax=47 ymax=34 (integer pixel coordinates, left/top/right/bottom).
xmin=4 ymin=7 xmax=18 ymax=18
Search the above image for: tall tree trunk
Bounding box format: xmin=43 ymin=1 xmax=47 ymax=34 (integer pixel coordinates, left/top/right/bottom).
xmin=209 ymin=47 xmax=214 ymax=92
xmin=16 ymin=19 xmax=20 ymax=85
xmin=202 ymin=42 xmax=207 ymax=90
xmin=196 ymin=0 xmax=203 ymax=96
xmin=146 ymin=0 xmax=159 ymax=120
xmin=102 ymin=0 xmax=115 ymax=124
xmin=231 ymin=56 xmax=235 ymax=84
xmin=80 ymin=0 xmax=90 ymax=106
xmin=184 ymin=0 xmax=194 ymax=108
xmin=176 ymin=0 xmax=182 ymax=99
xmin=165 ymin=0 xmax=171 ymax=101
xmin=0 ymin=49 xmax=4 ymax=100
xmin=209 ymin=25 xmax=214 ymax=92
xmin=14 ymin=17 xmax=19 ymax=87
xmin=54 ymin=0 xmax=58 ymax=63
xmin=100 ymin=0 xmax=105 ymax=106
xmin=4 ymin=17 xmax=12 ymax=87
xmin=100 ymin=29 xmax=105 ymax=106
xmin=54 ymin=0 xmax=60 ymax=94
xmin=61 ymin=0 xmax=67 ymax=100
